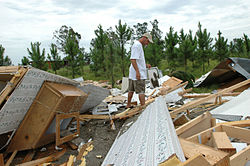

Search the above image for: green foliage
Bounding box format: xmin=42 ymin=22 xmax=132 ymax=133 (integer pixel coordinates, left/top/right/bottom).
xmin=144 ymin=19 xmax=164 ymax=67
xmin=21 ymin=56 xmax=29 ymax=65
xmin=196 ymin=22 xmax=213 ymax=73
xmin=27 ymin=42 xmax=48 ymax=70
xmin=90 ymin=25 xmax=109 ymax=74
xmin=47 ymin=43 xmax=63 ymax=74
xmin=164 ymin=26 xmax=179 ymax=69
xmin=214 ymin=31 xmax=229 ymax=61
xmin=177 ymin=29 xmax=196 ymax=71
xmin=192 ymin=84 xmax=219 ymax=93
xmin=0 ymin=45 xmax=12 ymax=66
xmin=115 ymin=19 xmax=133 ymax=77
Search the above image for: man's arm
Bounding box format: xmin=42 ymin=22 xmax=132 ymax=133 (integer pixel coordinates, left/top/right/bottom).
xmin=131 ymin=59 xmax=140 ymax=80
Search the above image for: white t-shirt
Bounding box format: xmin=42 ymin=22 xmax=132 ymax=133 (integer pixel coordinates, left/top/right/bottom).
xmin=129 ymin=41 xmax=147 ymax=80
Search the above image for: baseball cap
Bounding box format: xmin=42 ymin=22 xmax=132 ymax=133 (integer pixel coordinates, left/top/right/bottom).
xmin=142 ymin=32 xmax=153 ymax=43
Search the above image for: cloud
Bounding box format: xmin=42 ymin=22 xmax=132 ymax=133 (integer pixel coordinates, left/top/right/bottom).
xmin=0 ymin=0 xmax=250 ymax=65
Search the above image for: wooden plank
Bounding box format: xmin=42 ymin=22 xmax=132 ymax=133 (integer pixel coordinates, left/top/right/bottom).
xmin=5 ymin=150 xmax=18 ymax=166
xmin=162 ymin=76 xmax=183 ymax=88
xmin=186 ymin=125 xmax=223 ymax=144
xmin=212 ymin=132 xmax=236 ymax=156
xmin=0 ymin=153 xmax=4 ymax=166
xmin=183 ymin=92 xmax=241 ymax=98
xmin=0 ymin=66 xmax=19 ymax=73
xmin=56 ymin=112 xmax=80 ymax=146
xmin=76 ymin=141 xmax=93 ymax=161
xmin=79 ymin=98 xmax=155 ymax=121
xmin=158 ymin=154 xmax=182 ymax=166
xmin=17 ymin=148 xmax=66 ymax=166
xmin=170 ymin=79 xmax=250 ymax=117
xmin=173 ymin=113 xmax=190 ymax=126
xmin=0 ymin=67 xmax=27 ymax=105
xmin=66 ymin=155 xmax=75 ymax=166
xmin=218 ymin=120 xmax=250 ymax=127
xmin=22 ymin=150 xmax=36 ymax=163
xmin=176 ymin=111 xmax=213 ymax=138
xmin=179 ymin=154 xmax=211 ymax=166
xmin=230 ymin=144 xmax=250 ymax=166
xmin=221 ymin=125 xmax=250 ymax=143
xmin=179 ymin=138 xmax=230 ymax=166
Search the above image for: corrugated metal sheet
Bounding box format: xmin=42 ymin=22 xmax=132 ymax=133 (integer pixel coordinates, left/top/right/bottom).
xmin=102 ymin=96 xmax=185 ymax=166
xmin=194 ymin=57 xmax=250 ymax=87
xmin=211 ymin=88 xmax=250 ymax=119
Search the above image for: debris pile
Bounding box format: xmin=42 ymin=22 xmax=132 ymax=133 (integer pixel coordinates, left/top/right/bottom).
xmin=0 ymin=61 xmax=249 ymax=166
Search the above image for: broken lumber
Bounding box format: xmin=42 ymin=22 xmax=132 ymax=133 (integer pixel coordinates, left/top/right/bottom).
xmin=0 ymin=67 xmax=27 ymax=106
xmin=0 ymin=154 xmax=4 ymax=166
xmin=5 ymin=150 xmax=17 ymax=166
xmin=176 ymin=111 xmax=215 ymax=138
xmin=183 ymin=92 xmax=241 ymax=98
xmin=79 ymin=98 xmax=155 ymax=120
xmin=179 ymin=138 xmax=230 ymax=166
xmin=170 ymin=79 xmax=250 ymax=118
xmin=179 ymin=154 xmax=211 ymax=166
xmin=76 ymin=141 xmax=93 ymax=161
xmin=230 ymin=144 xmax=250 ymax=166
xmin=22 ymin=150 xmax=36 ymax=163
xmin=212 ymin=132 xmax=236 ymax=156
xmin=218 ymin=120 xmax=250 ymax=127
xmin=17 ymin=148 xmax=66 ymax=166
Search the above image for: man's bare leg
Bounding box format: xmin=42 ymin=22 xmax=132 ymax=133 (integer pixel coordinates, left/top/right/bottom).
xmin=139 ymin=94 xmax=145 ymax=106
xmin=126 ymin=91 xmax=134 ymax=108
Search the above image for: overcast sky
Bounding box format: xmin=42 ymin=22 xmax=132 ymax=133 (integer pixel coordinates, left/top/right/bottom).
xmin=1 ymin=0 xmax=250 ymax=65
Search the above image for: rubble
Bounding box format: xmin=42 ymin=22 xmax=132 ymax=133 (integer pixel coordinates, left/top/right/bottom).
xmin=0 ymin=64 xmax=249 ymax=166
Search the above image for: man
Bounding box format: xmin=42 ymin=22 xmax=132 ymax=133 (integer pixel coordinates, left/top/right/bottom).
xmin=126 ymin=32 xmax=153 ymax=108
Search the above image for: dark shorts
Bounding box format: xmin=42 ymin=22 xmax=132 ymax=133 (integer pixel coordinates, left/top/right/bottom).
xmin=128 ymin=79 xmax=145 ymax=94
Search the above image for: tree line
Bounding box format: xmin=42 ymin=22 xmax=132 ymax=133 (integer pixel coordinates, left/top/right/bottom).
xmin=0 ymin=20 xmax=249 ymax=87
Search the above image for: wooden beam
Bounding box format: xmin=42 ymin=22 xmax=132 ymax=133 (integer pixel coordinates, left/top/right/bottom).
xmin=79 ymin=98 xmax=155 ymax=121
xmin=66 ymin=155 xmax=75 ymax=166
xmin=5 ymin=150 xmax=18 ymax=166
xmin=230 ymin=144 xmax=250 ymax=166
xmin=221 ymin=125 xmax=250 ymax=143
xmin=183 ymin=92 xmax=241 ymax=98
xmin=170 ymin=79 xmax=250 ymax=117
xmin=0 ymin=67 xmax=27 ymax=105
xmin=179 ymin=138 xmax=230 ymax=166
xmin=212 ymin=132 xmax=236 ymax=156
xmin=186 ymin=125 xmax=223 ymax=144
xmin=22 ymin=150 xmax=36 ymax=163
xmin=158 ymin=154 xmax=182 ymax=166
xmin=218 ymin=120 xmax=250 ymax=128
xmin=0 ymin=154 xmax=4 ymax=166
xmin=76 ymin=141 xmax=93 ymax=161
xmin=176 ymin=112 xmax=213 ymax=138
xmin=56 ymin=112 xmax=80 ymax=146
xmin=179 ymin=154 xmax=211 ymax=166
xmin=17 ymin=148 xmax=66 ymax=166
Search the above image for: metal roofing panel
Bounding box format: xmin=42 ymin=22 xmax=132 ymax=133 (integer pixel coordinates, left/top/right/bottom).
xmin=102 ymin=96 xmax=185 ymax=166
xmin=194 ymin=57 xmax=250 ymax=87
xmin=211 ymin=88 xmax=250 ymax=119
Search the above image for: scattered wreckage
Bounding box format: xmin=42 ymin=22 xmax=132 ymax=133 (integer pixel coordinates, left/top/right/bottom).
xmin=0 ymin=61 xmax=249 ymax=166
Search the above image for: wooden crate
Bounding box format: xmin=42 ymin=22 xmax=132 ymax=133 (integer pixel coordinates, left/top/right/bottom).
xmin=7 ymin=81 xmax=87 ymax=152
